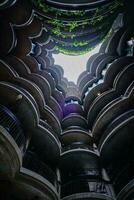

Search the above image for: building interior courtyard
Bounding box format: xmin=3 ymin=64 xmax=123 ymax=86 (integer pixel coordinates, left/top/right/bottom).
xmin=0 ymin=0 xmax=134 ymax=199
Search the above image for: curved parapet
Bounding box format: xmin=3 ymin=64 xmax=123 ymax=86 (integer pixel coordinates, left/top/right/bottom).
xmin=13 ymin=167 xmax=59 ymax=200
xmin=0 ymin=125 xmax=22 ymax=178
xmin=92 ymin=82 xmax=134 ymax=144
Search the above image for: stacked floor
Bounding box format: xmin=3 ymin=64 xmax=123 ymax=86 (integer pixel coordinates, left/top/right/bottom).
xmin=0 ymin=0 xmax=134 ymax=200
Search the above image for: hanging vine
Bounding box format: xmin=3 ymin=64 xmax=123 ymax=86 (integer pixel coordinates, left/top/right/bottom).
xmin=31 ymin=0 xmax=124 ymax=55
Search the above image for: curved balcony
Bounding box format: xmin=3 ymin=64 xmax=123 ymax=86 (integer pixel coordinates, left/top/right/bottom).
xmin=63 ymin=103 xmax=84 ymax=116
xmin=52 ymin=89 xmax=65 ymax=109
xmin=0 ymin=19 xmax=16 ymax=56
xmin=5 ymin=56 xmax=31 ymax=77
xmin=40 ymin=119 xmax=57 ymax=136
xmin=88 ymin=53 xmax=107 ymax=74
xmin=87 ymin=90 xmax=120 ymax=129
xmin=5 ymin=178 xmax=59 ymax=200
xmin=31 ymin=0 xmax=123 ymax=55
xmin=42 ymin=39 xmax=55 ymax=50
xmin=21 ymin=55 xmax=41 ymax=73
xmin=0 ymin=82 xmax=39 ymax=138
xmin=117 ymin=179 xmax=134 ymax=200
xmin=62 ymin=143 xmax=94 ymax=154
xmin=2 ymin=0 xmax=33 ymax=26
xmin=60 ymin=77 xmax=68 ymax=91
xmin=48 ymin=96 xmax=63 ymax=121
xmin=43 ymin=105 xmax=62 ymax=136
xmin=98 ymin=109 xmax=134 ymax=168
xmin=0 ymin=104 xmax=26 ymax=151
xmin=62 ymin=193 xmax=115 ymax=200
xmin=87 ymin=60 xmax=134 ymax=128
xmin=23 ymin=151 xmax=59 ymax=189
xmin=13 ymin=35 xmax=31 ymax=58
xmin=45 ymin=68 xmax=60 ymax=86
xmin=0 ymin=127 xmax=22 ymax=179
xmin=78 ymin=72 xmax=92 ymax=93
xmin=117 ymin=26 xmax=134 ymax=56
xmin=61 ymin=179 xmax=115 ymax=200
xmin=96 ymin=96 xmax=122 ymax=122
xmin=99 ymin=37 xmax=110 ymax=53
xmin=83 ymin=57 xmax=116 ymax=110
xmin=37 ymin=70 xmax=55 ymax=92
xmin=29 ymin=124 xmax=60 ymax=167
xmin=98 ymin=57 xmax=134 ymax=88
xmin=53 ymin=27 xmax=107 ymax=47
xmin=61 ymin=129 xmax=92 ymax=148
xmin=0 ymin=61 xmax=47 ymax=113
xmin=31 ymin=43 xmax=42 ymax=57
xmin=86 ymin=53 xmax=100 ymax=71
xmin=56 ymin=36 xmax=102 ymax=56
xmin=0 ymin=105 xmax=24 ymax=178
xmin=33 ymin=29 xmax=50 ymax=45
xmin=65 ymin=96 xmax=81 ymax=104
xmin=112 ymin=161 xmax=134 ymax=195
xmin=0 ymin=0 xmax=17 ymax=9
xmin=45 ymin=66 xmax=61 ymax=87
xmin=46 ymin=0 xmax=111 ymax=9
xmin=60 ymin=149 xmax=100 ymax=183
xmin=37 ymin=1 xmax=111 ymax=21
xmin=13 ymin=167 xmax=59 ymax=200
xmin=3 ymin=60 xmax=61 ymax=130
xmin=62 ymin=114 xmax=88 ymax=130
xmin=113 ymin=62 xmax=134 ymax=92
xmin=86 ymin=56 xmax=115 ymax=87
xmin=36 ymin=54 xmax=52 ymax=69
xmin=12 ymin=77 xmax=46 ymax=108
xmin=52 ymin=65 xmax=64 ymax=83
xmin=89 ymin=95 xmax=125 ymax=125
xmin=21 ymin=16 xmax=42 ymax=39
xmin=79 ymin=55 xmax=115 ymax=94
xmin=77 ymin=71 xmax=89 ymax=87
xmin=82 ymin=57 xmax=134 ymax=115
xmin=10 ymin=54 xmax=37 ymax=74
xmin=0 ymin=59 xmax=63 ymax=129
xmin=92 ymin=82 xmax=134 ymax=144
xmin=105 ymin=27 xmax=125 ymax=55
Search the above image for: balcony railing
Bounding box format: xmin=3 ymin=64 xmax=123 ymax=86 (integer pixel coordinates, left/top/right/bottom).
xmin=23 ymin=151 xmax=59 ymax=191
xmin=0 ymin=0 xmax=16 ymax=9
xmin=62 ymin=143 xmax=94 ymax=153
xmin=61 ymin=178 xmax=114 ymax=198
xmin=0 ymin=104 xmax=26 ymax=152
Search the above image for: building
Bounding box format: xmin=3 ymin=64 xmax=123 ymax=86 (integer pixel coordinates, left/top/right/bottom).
xmin=0 ymin=0 xmax=134 ymax=199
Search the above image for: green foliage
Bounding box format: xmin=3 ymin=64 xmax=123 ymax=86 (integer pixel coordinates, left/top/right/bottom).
xmin=31 ymin=0 xmax=86 ymax=17
xmin=73 ymin=40 xmax=88 ymax=47
xmin=103 ymin=29 xmax=113 ymax=42
xmin=90 ymin=0 xmax=124 ymax=25
xmin=55 ymin=45 xmax=96 ymax=56
xmin=31 ymin=0 xmax=124 ymax=55
xmin=67 ymin=21 xmax=79 ymax=32
xmin=31 ymin=0 xmax=124 ymax=37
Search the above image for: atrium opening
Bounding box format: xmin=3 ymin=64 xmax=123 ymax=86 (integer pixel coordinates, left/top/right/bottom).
xmin=53 ymin=44 xmax=101 ymax=83
xmin=0 ymin=1 xmax=134 ymax=200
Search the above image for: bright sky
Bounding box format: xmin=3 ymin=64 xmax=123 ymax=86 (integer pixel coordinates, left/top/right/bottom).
xmin=53 ymin=43 xmax=101 ymax=84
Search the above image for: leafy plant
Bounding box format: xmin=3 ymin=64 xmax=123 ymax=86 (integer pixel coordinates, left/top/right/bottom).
xmin=31 ymin=0 xmax=86 ymax=17
xmin=31 ymin=0 xmax=124 ymax=55
xmin=55 ymin=45 xmax=96 ymax=56
xmin=67 ymin=21 xmax=79 ymax=32
xmin=73 ymin=40 xmax=88 ymax=47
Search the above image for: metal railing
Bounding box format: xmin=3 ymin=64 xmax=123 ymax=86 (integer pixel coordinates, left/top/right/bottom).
xmin=0 ymin=105 xmax=26 ymax=152
xmin=23 ymin=151 xmax=59 ymax=190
